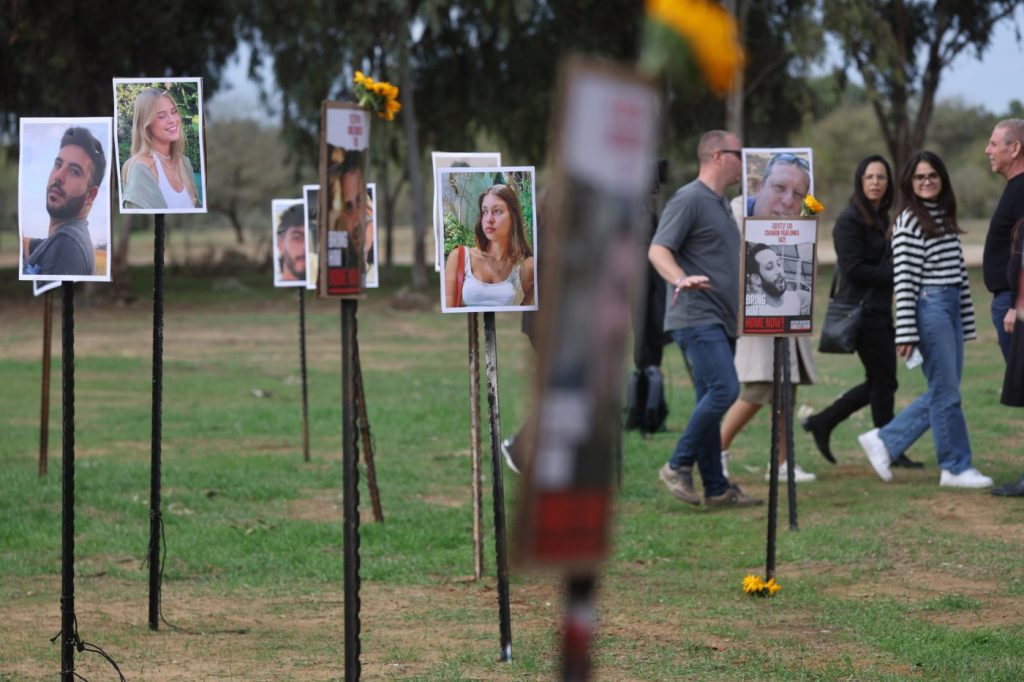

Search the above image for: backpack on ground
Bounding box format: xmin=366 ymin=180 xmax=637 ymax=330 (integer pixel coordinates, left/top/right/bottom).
xmin=624 ymin=365 xmax=668 ymax=434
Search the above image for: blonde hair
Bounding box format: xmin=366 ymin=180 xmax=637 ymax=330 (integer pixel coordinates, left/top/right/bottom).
xmin=122 ymin=88 xmax=198 ymax=206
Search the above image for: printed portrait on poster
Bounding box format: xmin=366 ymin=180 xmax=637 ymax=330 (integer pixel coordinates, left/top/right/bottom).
xmin=19 ymin=117 xmax=113 ymax=282
xmin=366 ymin=182 xmax=379 ymax=289
xmin=740 ymin=217 xmax=818 ymax=336
xmin=112 ymin=77 xmax=207 ymax=214
xmin=438 ymin=166 xmax=538 ymax=314
xmin=742 ymin=147 xmax=813 ymax=219
xmin=319 ymin=102 xmax=369 ymax=298
xmin=303 ymin=185 xmax=319 ymax=291
xmin=431 ymin=152 xmax=502 ymax=272
xmin=272 ymin=198 xmax=307 ymax=288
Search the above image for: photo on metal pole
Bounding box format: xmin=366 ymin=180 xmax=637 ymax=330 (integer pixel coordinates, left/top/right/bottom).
xmin=318 ymin=101 xmax=370 ymax=299
xmin=438 ymin=166 xmax=538 ymax=314
xmin=516 ymin=58 xmax=658 ymax=571
xmin=272 ymin=198 xmax=308 ymax=288
xmin=19 ymin=117 xmax=114 ymax=283
xmin=112 ymin=77 xmax=208 ymax=214
xmin=739 ymin=217 xmax=818 ymax=336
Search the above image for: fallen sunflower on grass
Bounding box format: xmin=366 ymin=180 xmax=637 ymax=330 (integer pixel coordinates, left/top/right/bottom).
xmin=742 ymin=574 xmax=781 ymax=597
xmin=353 ymin=71 xmax=402 ymax=121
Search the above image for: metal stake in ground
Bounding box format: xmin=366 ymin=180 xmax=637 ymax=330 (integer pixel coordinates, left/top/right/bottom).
xmin=782 ymin=340 xmax=799 ymax=531
xmin=59 ymin=283 xmax=76 ymax=680
xmin=298 ymin=288 xmax=311 ymax=462
xmin=148 ymin=213 xmax=166 ymax=631
xmin=352 ymin=319 xmax=383 ymax=522
xmin=341 ymin=300 xmax=361 ymax=681
xmin=765 ymin=337 xmax=784 ymax=581
xmin=483 ymin=311 xmax=513 ymax=662
xmin=561 ymin=575 xmax=596 ymax=682
xmin=468 ymin=312 xmax=484 ymax=580
xmin=40 ymin=290 xmax=54 ymax=477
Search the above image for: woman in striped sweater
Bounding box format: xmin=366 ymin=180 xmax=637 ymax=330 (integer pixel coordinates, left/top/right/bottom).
xmin=857 ymin=151 xmax=993 ymax=488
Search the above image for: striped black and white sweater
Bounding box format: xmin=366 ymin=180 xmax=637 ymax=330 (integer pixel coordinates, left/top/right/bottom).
xmin=891 ymin=202 xmax=976 ymax=345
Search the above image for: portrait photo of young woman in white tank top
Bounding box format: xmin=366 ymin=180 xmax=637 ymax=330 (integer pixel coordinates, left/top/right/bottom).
xmin=441 ymin=174 xmax=537 ymax=313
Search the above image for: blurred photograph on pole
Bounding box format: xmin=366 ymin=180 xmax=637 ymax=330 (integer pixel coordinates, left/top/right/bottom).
xmin=318 ymin=101 xmax=369 ymax=298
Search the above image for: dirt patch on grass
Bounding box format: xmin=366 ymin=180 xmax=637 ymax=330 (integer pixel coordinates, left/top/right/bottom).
xmin=0 ymin=576 xmax=559 ymax=681
xmin=912 ymin=491 xmax=1024 ymax=544
xmin=287 ymin=490 xmax=342 ymax=523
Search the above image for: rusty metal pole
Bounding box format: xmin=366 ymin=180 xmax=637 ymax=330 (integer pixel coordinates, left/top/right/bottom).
xmin=59 ymin=283 xmax=76 ymax=681
xmin=148 ymin=213 xmax=166 ymax=631
xmin=352 ymin=325 xmax=383 ymax=523
xmin=39 ymin=290 xmax=54 ymax=477
xmin=341 ymin=300 xmax=361 ymax=681
xmin=765 ymin=338 xmax=783 ymax=581
xmin=299 ymin=288 xmax=311 ymax=462
xmin=468 ymin=313 xmax=484 ymax=580
xmin=483 ymin=312 xmax=512 ymax=662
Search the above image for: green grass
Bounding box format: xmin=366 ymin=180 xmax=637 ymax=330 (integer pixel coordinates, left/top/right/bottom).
xmin=2 ymin=263 xmax=1024 ymax=679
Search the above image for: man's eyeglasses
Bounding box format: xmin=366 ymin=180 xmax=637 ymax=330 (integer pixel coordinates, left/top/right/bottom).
xmin=718 ymin=149 xmax=742 ymax=158
xmin=912 ymin=172 xmax=939 ymax=184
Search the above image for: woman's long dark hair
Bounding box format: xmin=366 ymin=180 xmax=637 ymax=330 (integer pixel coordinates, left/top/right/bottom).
xmin=850 ymin=154 xmax=893 ymax=229
xmin=894 ymin=150 xmax=962 ymax=238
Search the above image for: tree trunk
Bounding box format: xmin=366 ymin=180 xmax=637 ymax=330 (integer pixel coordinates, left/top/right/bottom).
xmin=229 ymin=208 xmax=246 ymax=245
xmin=399 ymin=4 xmax=428 ymax=289
xmin=380 ymin=156 xmax=393 ymax=269
xmin=724 ymin=0 xmax=749 ymax=139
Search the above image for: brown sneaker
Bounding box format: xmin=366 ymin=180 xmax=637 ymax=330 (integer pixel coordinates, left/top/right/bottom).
xmin=659 ymin=463 xmax=700 ymax=505
xmin=705 ymin=484 xmax=763 ymax=508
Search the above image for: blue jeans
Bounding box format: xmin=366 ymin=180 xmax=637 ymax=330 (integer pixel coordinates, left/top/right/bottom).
xmin=668 ymin=324 xmax=738 ymax=497
xmin=879 ymin=286 xmax=973 ymax=473
xmin=991 ymin=290 xmax=1012 ymax=361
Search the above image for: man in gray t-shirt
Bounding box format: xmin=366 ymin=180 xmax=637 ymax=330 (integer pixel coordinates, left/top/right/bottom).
xmin=23 ymin=126 xmax=105 ymax=277
xmin=648 ymin=130 xmax=761 ymax=508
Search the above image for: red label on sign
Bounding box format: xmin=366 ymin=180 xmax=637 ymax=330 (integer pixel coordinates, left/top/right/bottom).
xmin=529 ymin=489 xmax=611 ymax=562
xmin=327 ymin=268 xmax=361 ymax=295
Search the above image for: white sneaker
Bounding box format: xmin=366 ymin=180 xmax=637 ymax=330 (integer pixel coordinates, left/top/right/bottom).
xmin=721 ymin=450 xmax=730 ymax=478
xmin=858 ymin=428 xmax=893 ymax=482
xmin=940 ymin=468 xmax=994 ymax=488
xmin=765 ymin=461 xmax=816 ymax=482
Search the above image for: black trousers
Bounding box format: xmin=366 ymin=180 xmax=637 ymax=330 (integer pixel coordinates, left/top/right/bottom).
xmin=816 ymin=309 xmax=898 ymax=429
xmin=634 ymin=261 xmax=671 ymax=369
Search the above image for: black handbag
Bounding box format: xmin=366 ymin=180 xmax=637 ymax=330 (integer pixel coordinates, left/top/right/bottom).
xmin=819 ymin=276 xmax=862 ymax=354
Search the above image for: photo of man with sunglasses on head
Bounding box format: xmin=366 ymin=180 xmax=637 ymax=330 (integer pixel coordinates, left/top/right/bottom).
xmin=745 ymin=151 xmax=811 ymax=218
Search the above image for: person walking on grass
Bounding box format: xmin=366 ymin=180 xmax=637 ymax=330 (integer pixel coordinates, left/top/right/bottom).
xmin=984 ymin=120 xmax=1024 ymax=496
xmin=801 ymin=155 xmax=922 ymax=470
xmin=858 ymin=151 xmax=992 ymax=489
xmin=649 ymin=130 xmax=762 ymax=508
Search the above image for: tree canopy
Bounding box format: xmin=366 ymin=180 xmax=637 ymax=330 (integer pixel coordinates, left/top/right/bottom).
xmin=0 ymin=1 xmax=241 ymax=135
xmin=823 ymin=0 xmax=1021 ymax=173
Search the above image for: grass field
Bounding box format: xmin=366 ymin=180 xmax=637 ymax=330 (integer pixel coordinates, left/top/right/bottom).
xmin=1 ymin=262 xmax=1023 ymax=680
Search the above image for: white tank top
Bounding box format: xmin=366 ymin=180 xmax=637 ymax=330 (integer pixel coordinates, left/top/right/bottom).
xmin=461 ymin=246 xmax=523 ymax=306
xmin=155 ymin=155 xmax=194 ymax=209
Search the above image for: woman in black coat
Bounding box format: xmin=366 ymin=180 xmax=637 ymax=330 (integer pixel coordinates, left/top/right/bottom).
xmin=802 ymin=155 xmax=920 ymax=467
